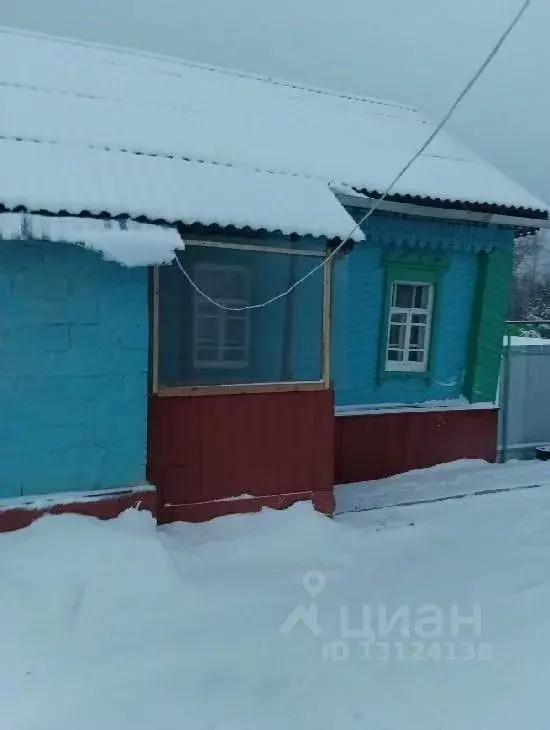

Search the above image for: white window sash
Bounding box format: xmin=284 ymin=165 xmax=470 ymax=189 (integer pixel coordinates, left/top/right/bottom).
xmin=385 ymin=282 xmax=434 ymax=373
xmin=192 ymin=264 xmax=251 ymax=370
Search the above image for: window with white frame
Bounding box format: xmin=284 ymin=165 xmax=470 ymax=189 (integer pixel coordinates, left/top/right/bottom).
xmin=192 ymin=264 xmax=251 ymax=369
xmin=385 ymin=281 xmax=434 ymax=372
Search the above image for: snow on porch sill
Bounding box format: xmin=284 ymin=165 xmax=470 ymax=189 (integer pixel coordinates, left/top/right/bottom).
xmin=335 ymin=398 xmax=497 ymax=417
xmin=0 ymin=213 xmax=183 ymax=266
xmin=0 ymin=484 xmax=153 ymax=511
xmin=0 ymin=138 xmax=364 ymax=242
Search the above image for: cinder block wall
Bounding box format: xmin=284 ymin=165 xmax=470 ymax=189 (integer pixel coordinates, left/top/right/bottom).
xmin=0 ymin=240 xmax=149 ymax=499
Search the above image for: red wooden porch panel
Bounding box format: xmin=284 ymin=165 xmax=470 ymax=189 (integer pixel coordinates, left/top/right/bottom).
xmin=335 ymin=407 xmax=498 ymax=485
xmin=403 ymin=409 xmax=498 ymax=469
xmin=147 ymin=395 xmax=204 ymax=504
xmin=148 ymin=388 xmax=334 ymax=518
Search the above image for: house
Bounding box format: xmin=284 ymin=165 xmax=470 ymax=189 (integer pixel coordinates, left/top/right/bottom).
xmin=0 ymin=26 xmax=547 ymax=530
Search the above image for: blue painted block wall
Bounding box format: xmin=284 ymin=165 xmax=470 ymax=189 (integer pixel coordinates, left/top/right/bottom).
xmin=332 ymin=240 xmax=478 ymax=408
xmin=0 ymin=240 xmax=149 ymax=500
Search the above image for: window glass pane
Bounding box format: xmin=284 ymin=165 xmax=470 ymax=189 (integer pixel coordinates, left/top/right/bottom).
xmin=225 ymin=271 xmax=248 ymax=299
xmin=409 ymin=325 xmax=426 ymax=349
xmin=158 ymin=244 xmax=323 ymax=386
xmin=390 ymin=312 xmax=407 ymax=324
xmin=194 ymin=267 xmax=218 ymax=294
xmin=393 ymin=284 xmax=414 ymax=308
xmin=389 ymin=323 xmax=406 ymax=348
xmin=387 ymin=349 xmax=404 ymax=362
xmin=196 ymin=299 xmax=218 ymax=317
xmin=196 ymin=316 xmax=219 ymax=341
xmin=194 ymin=267 xmax=248 ymax=300
xmin=196 ymin=346 xmax=219 ymax=363
xmin=386 ymin=280 xmax=433 ymax=372
xmin=414 ymin=285 xmax=430 ymax=309
xmin=225 ymin=317 xmax=247 ymax=347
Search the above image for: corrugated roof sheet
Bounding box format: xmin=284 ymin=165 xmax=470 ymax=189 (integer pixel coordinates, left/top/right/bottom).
xmin=0 ymin=213 xmax=183 ymax=266
xmin=0 ymin=25 xmax=546 ymax=222
xmin=0 ymin=138 xmax=363 ymax=240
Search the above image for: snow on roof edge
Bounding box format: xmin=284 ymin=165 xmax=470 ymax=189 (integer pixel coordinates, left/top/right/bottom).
xmin=0 ymin=213 xmax=183 ymax=266
xmin=0 ymin=143 xmax=365 ymax=243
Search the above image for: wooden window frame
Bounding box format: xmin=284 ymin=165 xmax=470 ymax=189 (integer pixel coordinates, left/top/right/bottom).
xmin=385 ymin=281 xmax=434 ymax=373
xmin=192 ymin=263 xmax=251 ymax=371
xmin=151 ymin=238 xmax=333 ymax=396
xmin=378 ymin=252 xmax=450 ymax=383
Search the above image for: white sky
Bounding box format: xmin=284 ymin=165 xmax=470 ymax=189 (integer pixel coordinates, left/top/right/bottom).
xmin=3 ymin=0 xmax=549 ymax=203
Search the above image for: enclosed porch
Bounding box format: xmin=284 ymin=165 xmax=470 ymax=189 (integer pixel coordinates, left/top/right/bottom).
xmin=147 ymin=232 xmax=337 ymax=521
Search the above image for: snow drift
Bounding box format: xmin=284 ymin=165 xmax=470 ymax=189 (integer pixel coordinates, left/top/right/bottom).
xmin=3 ymin=459 xmax=550 ymax=729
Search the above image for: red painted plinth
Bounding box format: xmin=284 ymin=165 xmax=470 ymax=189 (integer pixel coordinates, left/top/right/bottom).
xmin=335 ymin=407 xmax=498 ymax=484
xmin=148 ymin=389 xmax=335 ymax=523
xmin=0 ymin=486 xmax=157 ymax=533
xmin=161 ymin=489 xmax=335 ymax=524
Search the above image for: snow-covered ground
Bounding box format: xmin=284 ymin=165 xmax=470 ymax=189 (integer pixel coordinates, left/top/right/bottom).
xmin=2 ymin=459 xmax=550 ymax=729
xmin=335 ymin=457 xmax=550 ymax=513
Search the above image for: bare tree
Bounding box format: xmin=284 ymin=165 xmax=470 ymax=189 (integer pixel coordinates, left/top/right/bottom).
xmin=511 ymin=231 xmax=550 ymax=322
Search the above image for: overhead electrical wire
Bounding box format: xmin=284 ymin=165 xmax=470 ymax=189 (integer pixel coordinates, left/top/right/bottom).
xmin=176 ymin=0 xmax=531 ymax=312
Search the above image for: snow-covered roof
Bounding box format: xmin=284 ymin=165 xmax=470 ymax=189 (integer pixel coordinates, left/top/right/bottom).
xmin=0 ymin=213 xmax=183 ymax=266
xmin=0 ymin=140 xmax=361 ymax=241
xmin=0 ymin=24 xmax=546 ymax=235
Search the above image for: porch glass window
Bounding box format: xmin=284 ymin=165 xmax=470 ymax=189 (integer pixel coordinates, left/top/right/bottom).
xmin=385 ymin=281 xmax=434 ymax=372
xmin=192 ymin=264 xmax=251 ymax=370
xmin=155 ymin=240 xmax=326 ymax=389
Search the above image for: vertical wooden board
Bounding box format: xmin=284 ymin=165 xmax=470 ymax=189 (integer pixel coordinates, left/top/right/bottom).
xmin=335 ymin=409 xmax=498 ymax=485
xmin=334 ymin=409 xmax=344 ymax=485
xmin=403 ymin=409 xmax=498 ymax=471
xmin=148 ymin=395 xmax=204 ymax=504
xmin=198 ymin=391 xmax=332 ymax=501
xmin=465 ymin=247 xmax=514 ymax=403
xmin=242 ymin=391 xmax=316 ymax=496
xmin=147 ymin=396 xmax=184 ymax=476
xmin=168 ymin=397 xmax=203 ymax=467
xmin=456 ymin=410 xmax=498 ymax=462
xmin=404 ymin=411 xmax=455 ymax=470
xmin=313 ymin=389 xmax=335 ymax=493
xmin=146 ymin=396 xmax=161 ymax=483
xmin=172 ymin=396 xmax=204 ymax=502
xmin=199 ymin=392 xmax=277 ymax=499
xmin=200 ymin=394 xmax=245 ymax=500
xmin=335 ymin=413 xmax=409 ymax=484
xmin=255 ymin=393 xmax=301 ymax=494
xmin=473 ymin=249 xmax=512 ymax=402
xmin=152 ymin=390 xmax=335 ymax=508
xmin=241 ymin=392 xmax=281 ymax=495
xmin=280 ymin=391 xmax=316 ymax=493
xmin=463 ymin=253 xmax=486 ymax=400
xmin=282 ymin=390 xmax=335 ymax=495
xmin=374 ymin=413 xmax=410 ymax=479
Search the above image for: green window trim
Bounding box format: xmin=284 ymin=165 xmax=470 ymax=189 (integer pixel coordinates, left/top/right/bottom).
xmin=377 ymin=252 xmax=450 ymax=383
xmin=463 ymin=248 xmax=513 ymax=403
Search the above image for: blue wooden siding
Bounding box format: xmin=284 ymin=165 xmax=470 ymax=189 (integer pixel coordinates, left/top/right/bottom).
xmin=0 ymin=240 xmax=148 ymax=500
xmin=331 ymin=217 xmax=503 ymax=408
